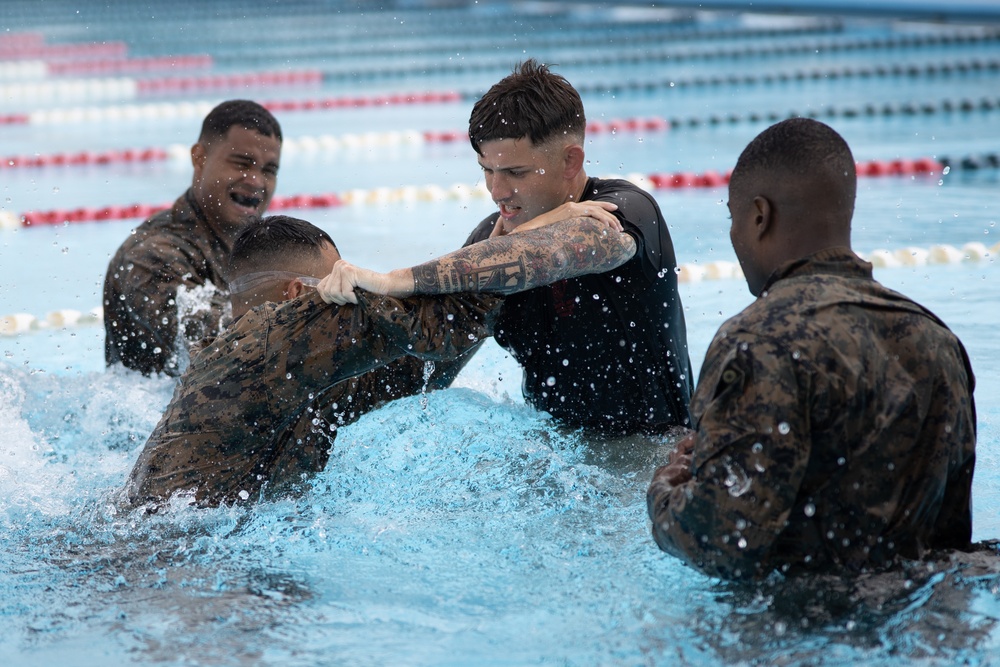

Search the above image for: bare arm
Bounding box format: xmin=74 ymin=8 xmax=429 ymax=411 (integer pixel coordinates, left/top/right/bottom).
xmin=320 ymin=216 xmax=637 ymax=305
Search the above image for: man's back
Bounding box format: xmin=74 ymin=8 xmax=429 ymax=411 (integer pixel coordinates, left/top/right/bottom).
xmin=126 ymin=290 xmax=499 ymax=507
xmin=652 ymin=248 xmax=976 ymax=578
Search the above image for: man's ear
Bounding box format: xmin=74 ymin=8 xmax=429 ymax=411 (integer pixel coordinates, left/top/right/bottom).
xmin=563 ymin=144 xmax=585 ymax=180
xmin=191 ymin=142 xmax=206 ymax=174
xmin=284 ymin=278 xmax=306 ymax=300
xmin=752 ymin=195 xmax=773 ymax=240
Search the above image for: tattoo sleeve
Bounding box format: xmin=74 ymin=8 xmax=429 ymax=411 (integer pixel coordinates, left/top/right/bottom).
xmin=411 ymin=218 xmax=637 ymax=295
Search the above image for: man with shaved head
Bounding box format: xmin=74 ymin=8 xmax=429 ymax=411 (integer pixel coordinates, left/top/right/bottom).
xmin=126 ymin=214 xmax=500 ymax=508
xmin=647 ymin=118 xmax=977 ymax=580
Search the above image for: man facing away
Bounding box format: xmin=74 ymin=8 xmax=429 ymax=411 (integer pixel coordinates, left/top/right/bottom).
xmin=104 ymin=99 xmax=282 ymax=376
xmin=321 ymin=59 xmax=694 ymax=436
xmin=647 ymin=118 xmax=977 ymax=580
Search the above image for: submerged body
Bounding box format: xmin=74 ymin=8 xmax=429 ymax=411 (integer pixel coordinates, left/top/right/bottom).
xmin=648 ymin=249 xmax=976 ymax=578
xmin=127 ymin=290 xmax=498 ymax=507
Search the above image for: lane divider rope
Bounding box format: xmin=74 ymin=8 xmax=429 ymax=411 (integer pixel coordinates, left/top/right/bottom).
xmin=5 ymin=97 xmax=1000 ymax=169
xmin=113 ymin=25 xmax=1000 ymax=82
xmin=0 ymin=69 xmax=323 ymax=104
xmin=2 ymin=240 xmax=995 ymax=338
xmin=0 ymin=55 xmax=213 ymax=80
xmin=322 ymin=34 xmax=1000 ymax=82
xmin=0 ymin=154 xmax=1000 ymax=229
xmin=0 ymin=53 xmax=1000 ymax=115
xmin=5 ymin=156 xmax=994 ymax=230
xmin=0 ymin=90 xmax=464 ymax=126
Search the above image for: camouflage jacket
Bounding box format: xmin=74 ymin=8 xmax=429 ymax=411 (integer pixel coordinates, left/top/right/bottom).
xmin=126 ymin=290 xmax=499 ymax=508
xmin=103 ymin=190 xmax=231 ymax=376
xmin=647 ymin=247 xmax=977 ymax=579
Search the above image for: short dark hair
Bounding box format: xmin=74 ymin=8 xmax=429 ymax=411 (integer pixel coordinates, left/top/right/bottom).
xmin=199 ymin=99 xmax=283 ymax=144
xmin=730 ymin=117 xmax=856 ymax=203
xmin=468 ymin=59 xmax=585 ymax=155
xmin=229 ymin=215 xmax=335 ymax=276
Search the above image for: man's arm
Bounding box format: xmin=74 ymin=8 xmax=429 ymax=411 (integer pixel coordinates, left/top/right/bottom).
xmin=320 ymin=212 xmax=637 ymax=305
xmin=647 ymin=335 xmax=811 ymax=580
xmin=104 ymin=233 xmax=207 ymax=376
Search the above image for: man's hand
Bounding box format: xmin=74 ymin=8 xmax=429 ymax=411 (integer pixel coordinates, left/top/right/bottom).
xmin=647 ymin=432 xmax=696 ymax=521
xmin=509 ymin=200 xmax=622 ymax=235
xmin=651 ymin=432 xmax=696 ymax=488
xmin=318 ymin=260 xmax=410 ymax=305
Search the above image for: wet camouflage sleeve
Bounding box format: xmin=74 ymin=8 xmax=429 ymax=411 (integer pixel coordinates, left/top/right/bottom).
xmin=126 ymin=289 xmax=499 ymax=507
xmin=647 ymin=263 xmax=976 ymax=580
xmin=647 ymin=331 xmax=810 ymax=580
xmin=103 ymin=212 xmax=228 ymax=376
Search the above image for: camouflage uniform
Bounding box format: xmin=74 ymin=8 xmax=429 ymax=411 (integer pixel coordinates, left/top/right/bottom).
xmin=104 ymin=190 xmax=231 ymax=376
xmin=647 ymin=248 xmax=976 ymax=579
xmin=126 ymin=290 xmax=499 ymax=508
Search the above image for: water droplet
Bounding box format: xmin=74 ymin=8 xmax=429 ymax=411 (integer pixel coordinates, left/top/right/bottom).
xmin=737 ymin=537 xmax=748 ymax=549
xmin=803 ymin=503 xmax=816 ymax=517
xmin=238 ymin=490 xmax=250 ymax=500
xmin=545 ymin=376 xmax=556 ymax=386
xmin=538 ymin=168 xmax=545 ymax=175
xmin=778 ymin=422 xmax=790 ymax=435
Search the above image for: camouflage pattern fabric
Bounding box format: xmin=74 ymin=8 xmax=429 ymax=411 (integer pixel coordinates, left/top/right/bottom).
xmin=647 ymin=247 xmax=977 ymax=579
xmin=126 ymin=290 xmax=499 ymax=508
xmin=104 ymin=190 xmax=231 ymax=376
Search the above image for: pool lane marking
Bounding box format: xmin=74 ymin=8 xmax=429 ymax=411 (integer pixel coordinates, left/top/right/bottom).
xmin=3 ymin=51 xmax=1000 ymax=126
xmin=2 ymin=241 xmax=996 ymax=337
xmin=5 ymin=97 xmax=1000 ymax=169
xmin=9 ymin=155 xmax=1000 ymax=229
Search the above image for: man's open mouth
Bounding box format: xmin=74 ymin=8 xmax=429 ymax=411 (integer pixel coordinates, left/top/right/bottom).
xmin=231 ymin=192 xmax=262 ymax=209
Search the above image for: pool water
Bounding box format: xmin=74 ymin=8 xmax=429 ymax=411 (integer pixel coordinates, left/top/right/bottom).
xmin=2 ymin=2 xmax=999 ymax=665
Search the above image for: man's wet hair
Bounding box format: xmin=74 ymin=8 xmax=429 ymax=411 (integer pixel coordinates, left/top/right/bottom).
xmin=730 ymin=117 xmax=857 ymax=204
xmin=229 ymin=215 xmax=335 ymax=276
xmin=468 ymin=58 xmax=585 ymax=155
xmin=199 ymin=99 xmax=283 ymax=145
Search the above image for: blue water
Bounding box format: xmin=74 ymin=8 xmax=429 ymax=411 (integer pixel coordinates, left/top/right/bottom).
xmin=2 ymin=2 xmax=1000 ymax=665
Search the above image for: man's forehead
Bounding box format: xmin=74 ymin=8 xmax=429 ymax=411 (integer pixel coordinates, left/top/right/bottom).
xmin=210 ymin=126 xmax=281 ymax=154
xmin=477 ymin=137 xmax=547 ymax=165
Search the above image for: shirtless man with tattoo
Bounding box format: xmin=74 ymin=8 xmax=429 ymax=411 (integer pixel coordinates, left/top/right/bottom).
xmin=321 ymin=60 xmax=693 ymax=436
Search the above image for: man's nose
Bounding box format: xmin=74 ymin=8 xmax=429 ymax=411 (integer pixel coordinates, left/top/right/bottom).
xmin=489 ymin=173 xmax=511 ymax=200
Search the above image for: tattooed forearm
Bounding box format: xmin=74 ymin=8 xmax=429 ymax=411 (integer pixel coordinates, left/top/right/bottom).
xmin=411 ymin=218 xmax=637 ymax=296
xmin=413 ymin=257 xmax=528 ymax=294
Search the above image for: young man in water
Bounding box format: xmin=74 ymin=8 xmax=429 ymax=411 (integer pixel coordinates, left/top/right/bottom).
xmin=646 ymin=118 xmax=977 ymax=579
xmin=125 ymin=214 xmax=499 ymax=508
xmin=127 ymin=203 xmax=621 ymax=508
xmin=321 ymin=59 xmax=693 ymax=436
xmin=103 ymin=99 xmax=283 ymax=376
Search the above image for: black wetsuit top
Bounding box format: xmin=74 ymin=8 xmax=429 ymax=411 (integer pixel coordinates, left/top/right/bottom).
xmin=465 ymin=177 xmax=693 ymax=435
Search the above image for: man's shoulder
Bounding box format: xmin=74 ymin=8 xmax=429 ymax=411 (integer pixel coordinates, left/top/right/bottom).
xmin=113 ymin=197 xmax=213 ymax=260
xmin=587 ymin=176 xmax=657 ymax=206
xmin=463 ymin=212 xmax=499 ymax=247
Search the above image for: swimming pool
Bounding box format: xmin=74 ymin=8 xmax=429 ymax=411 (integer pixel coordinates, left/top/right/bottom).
xmin=2 ymin=2 xmax=999 ymax=665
